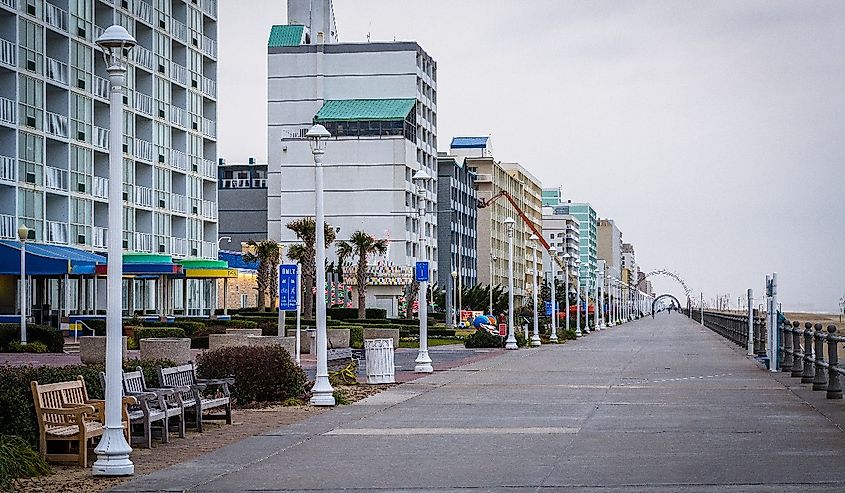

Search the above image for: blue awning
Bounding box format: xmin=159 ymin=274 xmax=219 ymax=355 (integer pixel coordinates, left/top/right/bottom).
xmin=219 ymin=250 xmax=259 ymax=271
xmin=0 ymin=241 xmax=106 ymax=276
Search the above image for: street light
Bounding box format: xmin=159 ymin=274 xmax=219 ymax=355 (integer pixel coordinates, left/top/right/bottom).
xmin=489 ymin=252 xmax=496 ymax=315
xmin=574 ymin=259 xmax=582 ymax=336
xmin=451 ymin=270 xmax=458 ymax=327
xmin=549 ymin=247 xmax=558 ymax=342
xmin=217 ymin=236 xmax=232 ymax=249
xmin=305 ymin=123 xmax=335 ymax=406
xmin=594 ymin=269 xmax=603 ymax=330
xmin=529 ymin=235 xmax=540 ymax=347
xmin=412 ymin=169 xmax=433 ymax=373
xmin=18 ymin=224 xmax=28 ymax=345
xmin=93 ymin=24 xmax=136 ymax=476
xmin=504 ymin=217 xmax=517 ymax=350
xmin=562 ymin=252 xmax=571 ymax=336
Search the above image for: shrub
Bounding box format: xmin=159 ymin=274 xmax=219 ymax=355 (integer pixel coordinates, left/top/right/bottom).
xmin=0 ymin=325 xmax=63 ymax=353
xmin=190 ymin=336 xmax=209 ymax=349
xmin=172 ymin=321 xmax=207 ymax=337
xmin=364 ymin=308 xmax=387 ymax=319
xmin=81 ymin=319 xmax=106 ymax=335
xmin=464 ymin=329 xmax=504 ymax=349
xmin=348 ymin=325 xmax=363 ymax=349
xmin=326 ymin=308 xmax=357 ymax=320
xmin=0 ymin=435 xmax=50 ymax=488
xmin=332 ymin=389 xmax=350 ymax=405
xmin=563 ymin=328 xmax=578 ymax=340
xmin=196 ymin=345 xmax=306 ymax=405
xmin=386 ymin=318 xmax=420 ymax=326
xmin=133 ymin=327 xmax=186 ymax=347
xmin=6 ymin=341 xmax=48 ymax=353
xmin=257 ymin=318 xmax=278 ymax=336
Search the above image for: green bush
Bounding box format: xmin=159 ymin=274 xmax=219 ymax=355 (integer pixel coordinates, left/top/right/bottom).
xmin=464 ymin=329 xmax=504 ymax=348
xmin=6 ymin=341 xmax=48 ymax=353
xmin=133 ymin=327 xmax=186 ymax=346
xmin=190 ymin=336 xmax=209 ymax=349
xmin=326 ymin=307 xmax=357 ymax=320
xmin=196 ymin=345 xmax=306 ymax=405
xmin=172 ymin=321 xmax=207 ymax=336
xmin=0 ymin=324 xmax=64 ymax=353
xmin=386 ymin=318 xmax=420 ymax=326
xmin=81 ymin=319 xmax=106 ymax=335
xmin=364 ymin=308 xmax=387 ymax=319
xmin=347 ymin=325 xmax=363 ymax=349
xmin=0 ymin=434 xmax=50 ymax=488
xmin=563 ymin=328 xmax=578 ymax=340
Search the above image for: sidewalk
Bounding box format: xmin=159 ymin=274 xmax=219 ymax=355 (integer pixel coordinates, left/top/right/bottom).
xmin=113 ymin=314 xmax=845 ymax=492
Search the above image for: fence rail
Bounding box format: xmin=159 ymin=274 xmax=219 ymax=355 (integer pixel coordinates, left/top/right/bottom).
xmin=690 ymin=310 xmax=768 ymax=355
xmin=781 ymin=321 xmax=843 ymax=400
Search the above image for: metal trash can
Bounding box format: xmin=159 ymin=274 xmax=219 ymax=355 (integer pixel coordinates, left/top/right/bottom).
xmin=364 ymin=338 xmax=395 ymax=384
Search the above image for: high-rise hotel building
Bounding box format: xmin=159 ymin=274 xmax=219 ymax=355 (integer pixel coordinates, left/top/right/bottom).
xmin=0 ymin=0 xmax=219 ymax=260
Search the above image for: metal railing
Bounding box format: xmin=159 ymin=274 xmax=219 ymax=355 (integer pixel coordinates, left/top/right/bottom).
xmin=200 ymin=199 xmax=216 ymax=220
xmin=201 ymin=76 xmax=216 ymax=98
xmin=0 ymin=38 xmax=15 ymax=67
xmin=199 ymin=159 xmax=215 ymax=179
xmin=133 ymin=45 xmax=154 ymax=71
xmin=45 ymin=57 xmax=68 ymax=85
xmin=44 ymin=166 xmax=68 ymax=191
xmin=781 ymin=321 xmax=843 ymax=400
xmin=202 ymin=35 xmax=216 ymax=58
xmin=92 ymin=176 xmax=108 ymax=199
xmin=219 ymin=178 xmax=251 ymax=188
xmin=46 ymin=221 xmax=68 ymax=244
xmin=94 ymin=126 xmax=109 ymax=150
xmin=171 ymin=237 xmax=187 ymax=257
xmin=134 ymin=0 xmax=153 ymax=25
xmin=134 ymin=185 xmax=153 ymax=207
xmin=0 ymin=0 xmax=16 ymax=10
xmin=202 ymin=118 xmax=216 ymax=139
xmin=171 ymin=193 xmax=187 ymax=214
xmin=134 ymin=138 xmax=154 ymax=162
xmin=134 ymin=92 xmax=154 ymax=117
xmin=45 ymin=112 xmax=68 ymax=137
xmin=201 ymin=240 xmax=216 ymax=259
xmin=170 ymin=149 xmax=187 ymax=171
xmin=93 ymin=226 xmax=107 ymax=248
xmin=172 ymin=19 xmax=187 ymax=42
xmin=93 ymin=75 xmax=110 ymax=99
xmin=690 ymin=310 xmax=768 ymax=355
xmin=0 ymin=154 xmax=15 ymax=182
xmin=169 ymin=105 xmax=186 ymax=127
xmin=0 ymin=97 xmax=13 ymax=124
xmin=44 ymin=3 xmax=68 ymax=32
xmin=0 ymin=214 xmax=14 ymax=239
xmin=134 ymin=232 xmax=153 ymax=253
xmin=171 ymin=63 xmax=187 ymax=85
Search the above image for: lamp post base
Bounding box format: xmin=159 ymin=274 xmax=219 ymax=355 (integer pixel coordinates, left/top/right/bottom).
xmin=530 ymin=334 xmax=541 ymax=346
xmin=92 ymin=426 xmax=133 ymax=476
xmin=414 ymin=350 xmax=433 ymax=373
xmin=575 ymin=329 xmax=582 ymax=337
xmin=310 ymin=376 xmax=335 ymax=406
xmin=505 ymin=335 xmax=518 ymax=350
xmin=549 ymin=332 xmax=558 ymax=343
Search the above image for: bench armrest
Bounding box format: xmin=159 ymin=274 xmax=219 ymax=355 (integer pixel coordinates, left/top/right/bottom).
xmin=48 ymin=405 xmax=97 ymax=416
xmin=196 ymin=377 xmax=234 ymax=386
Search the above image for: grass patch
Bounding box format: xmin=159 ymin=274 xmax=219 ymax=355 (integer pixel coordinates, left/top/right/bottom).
xmin=399 ymin=338 xmax=463 ymax=349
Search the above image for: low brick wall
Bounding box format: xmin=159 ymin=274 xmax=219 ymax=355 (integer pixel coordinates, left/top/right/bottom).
xmin=79 ymin=336 xmax=128 ymax=365
xmin=139 ymin=338 xmax=191 ymax=364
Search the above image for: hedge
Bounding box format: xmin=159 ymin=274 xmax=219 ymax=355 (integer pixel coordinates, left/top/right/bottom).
xmin=0 ymin=325 xmax=64 ymax=353
xmin=0 ymin=359 xmax=173 ymax=448
xmin=400 ymin=329 xmax=456 ymax=338
xmin=133 ymin=327 xmax=186 ymax=346
xmin=327 ymin=308 xmax=387 ymax=320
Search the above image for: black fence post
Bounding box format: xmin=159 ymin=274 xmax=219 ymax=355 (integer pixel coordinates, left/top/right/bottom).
xmin=826 ymin=325 xmax=842 ymax=400
xmin=781 ymin=319 xmax=793 ymax=373
xmin=812 ymin=324 xmax=827 ymax=391
xmin=791 ymin=321 xmax=803 ymax=377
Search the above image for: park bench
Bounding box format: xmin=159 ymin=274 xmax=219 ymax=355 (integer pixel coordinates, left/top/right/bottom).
xmin=30 ymin=377 xmax=134 ymax=466
xmin=157 ymin=362 xmax=233 ymax=432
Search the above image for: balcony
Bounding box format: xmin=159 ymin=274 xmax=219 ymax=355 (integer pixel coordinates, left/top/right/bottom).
xmin=201 ymin=240 xmax=216 ymax=259
xmin=155 ymin=190 xmax=169 ymax=208
xmin=219 ymin=178 xmax=250 ymax=189
xmin=92 ymin=176 xmax=108 ymax=199
xmin=201 ymin=118 xmax=216 ymax=139
xmin=134 ymin=185 xmax=153 ymax=208
xmin=45 ymin=112 xmax=68 ymax=138
xmin=200 ymin=200 xmax=216 ymax=220
xmin=171 ymin=193 xmax=186 ymax=214
xmin=134 ymin=92 xmax=154 ymax=117
xmin=0 ymin=0 xmax=15 ymax=10
xmin=201 ymin=35 xmax=216 ymax=58
xmin=170 ymin=149 xmax=187 ymax=171
xmin=133 ymin=45 xmax=154 ymax=72
xmin=172 ymin=19 xmax=187 ymax=43
xmin=171 ymin=63 xmax=187 ymax=85
xmin=0 ymin=97 xmax=13 ymax=125
xmin=134 ymin=232 xmax=153 ymax=253
xmin=475 ymin=174 xmax=492 ymax=183
xmin=94 ymin=126 xmax=109 ymax=150
xmin=92 ymin=226 xmax=107 ymax=248
xmin=134 ymin=138 xmax=154 ymax=162
xmin=169 ymin=106 xmax=186 ymax=127
xmin=199 ymin=159 xmax=215 ymax=179
xmin=253 ymin=178 xmax=267 ymax=188
xmin=44 ymin=3 xmax=68 ymax=32
xmin=171 ymin=237 xmax=187 ymax=257
xmin=93 ymin=75 xmax=109 ymax=99
xmin=46 ymin=221 xmax=68 ymax=244
xmin=0 ymin=38 xmax=15 ymax=67
xmin=201 ymin=77 xmax=216 ymax=98
xmin=45 ymin=57 xmax=68 ymax=85
xmin=0 ymin=154 xmax=15 ymax=183
xmin=0 ymin=214 xmax=14 ymax=239
xmin=134 ymin=0 xmax=153 ymax=25
xmin=201 ymin=0 xmax=217 ymax=18
xmin=44 ymin=166 xmax=68 ymax=191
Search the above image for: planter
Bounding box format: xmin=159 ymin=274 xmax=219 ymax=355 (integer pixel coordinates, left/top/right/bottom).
xmin=79 ymin=336 xmax=128 ymax=365
xmin=247 ymin=335 xmax=296 ymax=355
xmin=139 ymin=337 xmax=191 ymax=364
xmin=295 ymin=328 xmax=350 ymax=353
xmin=363 ymin=328 xmax=400 ymax=350
xmin=208 ymin=333 xmax=250 ymax=351
xmin=225 ymin=328 xmax=262 ymax=336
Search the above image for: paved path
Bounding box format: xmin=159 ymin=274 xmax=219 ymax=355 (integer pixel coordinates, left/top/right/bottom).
xmin=113 ymin=314 xmax=845 ymax=492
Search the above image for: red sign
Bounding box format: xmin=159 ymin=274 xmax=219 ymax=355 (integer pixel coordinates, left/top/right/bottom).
xmin=498 ymin=323 xmax=507 ymax=336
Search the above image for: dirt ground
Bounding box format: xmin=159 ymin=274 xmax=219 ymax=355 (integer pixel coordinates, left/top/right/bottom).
xmin=11 ymin=384 xmax=393 ymax=493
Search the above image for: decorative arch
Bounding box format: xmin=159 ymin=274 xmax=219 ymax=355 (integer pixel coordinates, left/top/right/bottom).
xmin=636 ymin=269 xmax=691 ymax=298
xmin=652 ymin=293 xmax=681 ymax=316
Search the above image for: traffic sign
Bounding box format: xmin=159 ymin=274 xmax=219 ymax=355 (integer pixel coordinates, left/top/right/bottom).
xmin=278 ymin=264 xmax=298 ymax=311
xmin=545 ymin=302 xmax=552 ymax=316
xmin=415 ymin=261 xmax=429 ymax=282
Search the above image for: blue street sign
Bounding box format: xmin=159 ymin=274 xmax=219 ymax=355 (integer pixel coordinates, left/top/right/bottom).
xmin=415 ymin=261 xmax=429 ymax=282
xmin=545 ymin=302 xmax=552 ymax=316
xmin=278 ymin=264 xmax=298 ymax=311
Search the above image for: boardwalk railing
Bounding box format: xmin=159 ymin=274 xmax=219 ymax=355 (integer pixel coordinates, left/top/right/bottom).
xmin=781 ymin=321 xmax=843 ymax=400
xmin=685 ymin=309 xmax=768 ymax=355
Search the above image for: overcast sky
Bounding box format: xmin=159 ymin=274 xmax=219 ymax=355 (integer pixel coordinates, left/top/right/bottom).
xmin=218 ymin=0 xmax=845 ymax=313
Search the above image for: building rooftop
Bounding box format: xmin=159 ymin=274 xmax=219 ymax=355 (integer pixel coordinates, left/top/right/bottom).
xmin=314 ymin=98 xmax=416 ymax=122
xmin=268 ymin=25 xmax=306 ymax=47
xmin=451 ymin=136 xmax=489 ymax=149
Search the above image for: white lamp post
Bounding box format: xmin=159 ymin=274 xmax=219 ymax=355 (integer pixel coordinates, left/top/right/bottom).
xmin=549 ymin=247 xmax=558 ymax=342
xmin=594 ymin=269 xmax=601 ymax=330
xmin=504 ymin=217 xmax=517 ymax=350
xmin=584 ymin=275 xmax=590 ymax=334
xmin=529 ymin=235 xmax=540 ymax=346
xmin=489 ymin=252 xmax=496 ymax=315
xmin=18 ymin=224 xmax=28 ymax=344
xmin=93 ymin=25 xmax=136 ymax=476
xmin=562 ymin=252 xmax=571 ymax=336
xmin=451 ymin=270 xmax=458 ymax=327
xmin=306 ymin=123 xmax=335 ymax=406
xmin=574 ymin=260 xmax=582 ymax=336
xmin=413 ymin=169 xmax=433 ymax=373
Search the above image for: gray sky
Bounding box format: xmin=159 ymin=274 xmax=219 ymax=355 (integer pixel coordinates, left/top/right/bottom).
xmin=218 ymin=0 xmax=845 ymax=313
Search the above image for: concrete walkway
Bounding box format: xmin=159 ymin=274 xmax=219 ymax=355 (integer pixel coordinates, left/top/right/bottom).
xmin=113 ymin=314 xmax=845 ymax=492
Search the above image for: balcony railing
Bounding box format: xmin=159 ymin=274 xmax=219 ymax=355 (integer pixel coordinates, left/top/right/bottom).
xmin=93 ymin=75 xmax=109 ymax=99
xmin=0 ymin=0 xmax=16 ymax=11
xmin=171 ymin=237 xmax=187 ymax=257
xmin=0 ymin=38 xmax=15 ymax=67
xmin=46 ymin=221 xmax=68 ymax=244
xmin=220 ymin=178 xmax=251 ymax=189
xmin=0 ymin=97 xmax=14 ymax=125
xmin=133 ymin=45 xmax=154 ymax=71
xmin=93 ymin=25 xmax=104 ymax=41
xmin=201 ymin=240 xmax=216 ymax=259
xmin=44 ymin=166 xmax=68 ymax=191
xmin=202 ymin=35 xmax=216 ymax=58
xmin=200 ymin=200 xmax=216 ymax=220
xmin=170 ymin=149 xmax=187 ymax=171
xmin=200 ymin=159 xmax=215 ymax=179
xmin=45 ymin=112 xmax=68 ymax=138
xmin=171 ymin=193 xmax=186 ymax=214
xmin=44 ymin=3 xmax=68 ymax=32
xmin=92 ymin=176 xmax=108 ymax=199
xmin=0 ymin=154 xmax=15 ymax=182
xmin=201 ymin=0 xmax=217 ymax=18
xmin=155 ymin=190 xmax=169 ymax=208
xmin=45 ymin=57 xmax=68 ymax=85
xmin=134 ymin=232 xmax=153 ymax=253
xmin=93 ymin=226 xmax=107 ymax=248
xmin=134 ymin=92 xmax=154 ymax=117
xmin=201 ymin=77 xmax=216 ymax=98
xmin=169 ymin=106 xmax=186 ymax=127
xmin=172 ymin=19 xmax=187 ymax=42
xmin=94 ymin=126 xmax=109 ymax=150
xmin=134 ymin=138 xmax=154 ymax=162
xmin=134 ymin=0 xmax=153 ymax=25
xmin=134 ymin=185 xmax=153 ymax=207
xmin=0 ymin=214 xmax=14 ymax=239
xmin=171 ymin=63 xmax=187 ymax=85
xmin=201 ymin=118 xmax=216 ymax=139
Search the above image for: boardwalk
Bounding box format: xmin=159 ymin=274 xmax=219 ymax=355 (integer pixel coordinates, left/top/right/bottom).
xmin=114 ymin=314 xmax=845 ymax=492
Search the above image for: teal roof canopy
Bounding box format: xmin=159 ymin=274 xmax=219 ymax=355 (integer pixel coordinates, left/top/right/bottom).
xmin=314 ymin=99 xmax=416 ymax=122
xmin=268 ymin=25 xmax=305 ymax=47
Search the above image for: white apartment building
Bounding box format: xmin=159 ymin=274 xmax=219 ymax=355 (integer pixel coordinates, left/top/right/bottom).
xmin=541 ymin=210 xmax=579 ymax=280
xmin=267 ymin=0 xmax=438 ymax=317
xmin=0 ymin=0 xmax=219 ymax=316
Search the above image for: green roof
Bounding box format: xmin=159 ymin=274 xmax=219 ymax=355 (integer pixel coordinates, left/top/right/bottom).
xmin=177 ymin=259 xmax=228 ymax=269
xmin=268 ymin=25 xmax=305 ymax=48
xmin=314 ymin=99 xmax=416 ymax=122
xmin=124 ymin=253 xmax=172 ymax=264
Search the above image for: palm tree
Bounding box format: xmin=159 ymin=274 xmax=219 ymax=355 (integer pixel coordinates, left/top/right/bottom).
xmin=286 ymin=218 xmax=336 ymax=320
xmin=336 ymin=231 xmax=388 ymax=319
xmin=243 ymin=240 xmax=281 ymax=312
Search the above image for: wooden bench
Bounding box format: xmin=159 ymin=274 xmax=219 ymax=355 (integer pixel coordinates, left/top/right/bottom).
xmin=30 ymin=377 xmax=134 ymax=467
xmin=157 ymin=362 xmax=233 ymax=432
